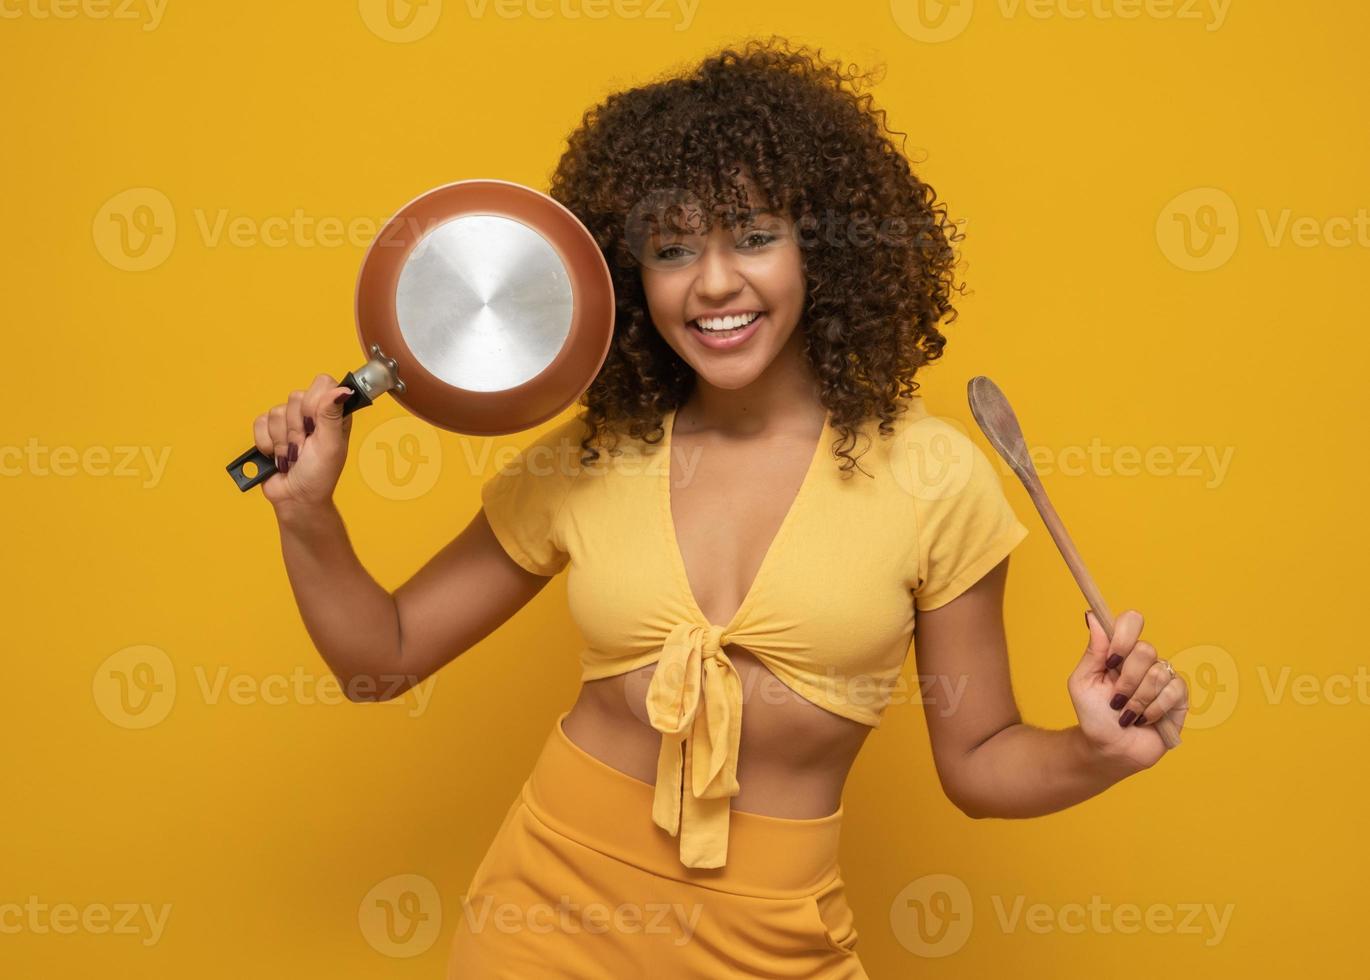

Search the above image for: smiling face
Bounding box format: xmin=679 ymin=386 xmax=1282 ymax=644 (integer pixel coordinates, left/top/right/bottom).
xmin=638 ymin=183 xmax=807 ymax=392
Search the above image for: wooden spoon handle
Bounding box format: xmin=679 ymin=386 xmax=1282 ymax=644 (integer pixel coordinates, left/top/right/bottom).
xmin=966 ymin=376 xmax=1182 ymax=751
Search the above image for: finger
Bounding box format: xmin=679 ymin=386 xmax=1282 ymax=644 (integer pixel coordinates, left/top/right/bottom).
xmin=1109 ymin=639 xmax=1158 ymax=713
xmin=318 ymin=382 xmax=355 ymax=424
xmin=301 ymin=373 xmax=338 ymax=440
xmin=284 ymin=390 xmax=305 ymax=470
xmin=1104 ymin=609 xmax=1145 ymax=672
xmin=1166 ymin=676 xmax=1189 ymax=733
xmin=253 ymin=413 xmax=273 ymax=458
xmin=267 ymin=404 xmax=289 ymax=475
xmin=1134 ymin=676 xmax=1187 ymax=728
xmin=1118 ymin=657 xmax=1171 ymax=726
xmin=1082 ymin=610 xmax=1111 ymax=672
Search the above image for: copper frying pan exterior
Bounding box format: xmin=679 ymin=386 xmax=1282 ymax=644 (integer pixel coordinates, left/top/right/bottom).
xmin=226 ymin=178 xmax=615 ymax=491
xmin=355 ymin=179 xmax=615 ymax=436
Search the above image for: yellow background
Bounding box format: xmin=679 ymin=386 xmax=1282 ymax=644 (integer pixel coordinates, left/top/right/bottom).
xmin=3 ymin=0 xmax=1363 ymax=975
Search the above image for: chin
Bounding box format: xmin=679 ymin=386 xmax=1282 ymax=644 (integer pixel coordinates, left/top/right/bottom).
xmin=683 ymin=346 xmax=779 ymax=389
xmin=695 ymin=367 xmax=767 ymax=391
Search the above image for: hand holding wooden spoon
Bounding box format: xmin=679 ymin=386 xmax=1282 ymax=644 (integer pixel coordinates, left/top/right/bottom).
xmin=967 ymin=376 xmax=1185 ymax=752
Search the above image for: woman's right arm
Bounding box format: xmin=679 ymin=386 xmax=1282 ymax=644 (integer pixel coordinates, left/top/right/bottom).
xmin=259 ymin=374 xmax=553 ymax=703
xmin=274 ymin=500 xmax=552 ymax=702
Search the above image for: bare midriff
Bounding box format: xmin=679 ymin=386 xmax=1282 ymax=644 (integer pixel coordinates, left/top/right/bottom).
xmin=560 ymin=646 xmax=871 ymax=819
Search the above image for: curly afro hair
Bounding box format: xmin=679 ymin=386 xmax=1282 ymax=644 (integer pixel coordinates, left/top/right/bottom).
xmin=549 ymin=35 xmax=966 ymax=477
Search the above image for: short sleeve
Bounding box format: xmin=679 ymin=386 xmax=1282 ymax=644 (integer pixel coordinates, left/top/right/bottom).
xmin=903 ymin=416 xmax=1030 ymax=611
xmin=479 ymin=416 xmax=585 ymax=576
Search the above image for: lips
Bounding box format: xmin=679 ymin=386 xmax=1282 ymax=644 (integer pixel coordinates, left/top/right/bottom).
xmin=686 ymin=311 xmax=766 ymax=350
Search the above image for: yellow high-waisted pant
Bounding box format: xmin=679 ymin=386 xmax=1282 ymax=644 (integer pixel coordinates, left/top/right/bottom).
xmin=446 ymin=710 xmax=869 ymax=979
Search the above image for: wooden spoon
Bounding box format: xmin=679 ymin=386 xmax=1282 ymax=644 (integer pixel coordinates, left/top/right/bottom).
xmin=967 ymin=376 xmax=1182 ymax=750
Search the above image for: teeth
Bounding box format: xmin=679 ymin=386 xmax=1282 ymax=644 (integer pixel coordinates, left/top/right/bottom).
xmin=695 ymin=312 xmax=761 ymax=332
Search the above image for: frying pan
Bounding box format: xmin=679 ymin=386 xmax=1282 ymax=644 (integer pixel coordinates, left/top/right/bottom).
xmin=225 ymin=179 xmax=615 ymax=491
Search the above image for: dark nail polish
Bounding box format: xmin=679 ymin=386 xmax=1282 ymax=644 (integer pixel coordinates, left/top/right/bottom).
xmin=304 ymin=416 xmax=315 ymax=436
xmin=334 ymin=389 xmax=353 ymax=405
xmin=1084 ymin=611 xmax=1090 ymax=629
xmin=1105 ymin=653 xmax=1124 ymax=671
xmin=277 ymin=455 xmax=288 ymax=474
xmin=1110 ymin=693 xmax=1127 ymax=711
xmin=287 ymin=443 xmax=298 ymax=462
xmin=1118 ymin=709 xmax=1136 ymax=727
xmin=1133 ymin=714 xmax=1147 ymax=726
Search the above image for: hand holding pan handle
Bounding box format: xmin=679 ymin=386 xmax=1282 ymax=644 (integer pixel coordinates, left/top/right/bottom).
xmin=225 ymin=346 xmax=404 ymax=492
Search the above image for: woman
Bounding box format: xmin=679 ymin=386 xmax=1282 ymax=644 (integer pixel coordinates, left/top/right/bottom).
xmin=253 ymin=37 xmax=1189 ymax=979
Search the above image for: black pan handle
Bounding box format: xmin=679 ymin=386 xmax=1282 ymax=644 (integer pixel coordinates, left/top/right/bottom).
xmin=228 ymin=348 xmax=405 ymax=493
xmin=225 ymin=371 xmax=374 ymax=492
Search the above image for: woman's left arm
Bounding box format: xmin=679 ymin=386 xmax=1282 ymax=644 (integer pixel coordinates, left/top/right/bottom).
xmin=913 ymin=556 xmax=1189 ymax=820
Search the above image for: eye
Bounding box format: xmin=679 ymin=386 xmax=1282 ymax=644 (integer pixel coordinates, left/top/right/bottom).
xmin=739 ymin=231 xmax=776 ymax=249
xmin=655 ymin=244 xmax=691 ymax=261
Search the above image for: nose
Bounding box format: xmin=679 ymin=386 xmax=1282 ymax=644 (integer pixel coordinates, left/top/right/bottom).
xmin=693 ymin=240 xmax=745 ymax=300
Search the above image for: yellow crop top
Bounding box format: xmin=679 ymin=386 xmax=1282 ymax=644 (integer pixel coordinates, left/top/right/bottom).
xmin=479 ymin=394 xmax=1029 ymax=869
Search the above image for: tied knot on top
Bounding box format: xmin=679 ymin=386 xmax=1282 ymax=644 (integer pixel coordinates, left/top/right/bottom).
xmin=644 ymin=621 xmax=744 ymax=868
